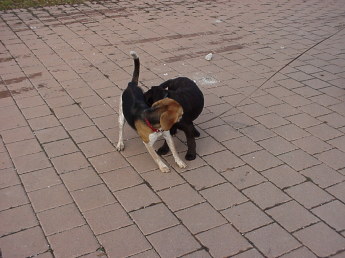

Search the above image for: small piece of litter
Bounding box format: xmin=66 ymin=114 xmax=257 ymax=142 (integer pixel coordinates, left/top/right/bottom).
xmin=205 ymin=53 xmax=213 ymax=61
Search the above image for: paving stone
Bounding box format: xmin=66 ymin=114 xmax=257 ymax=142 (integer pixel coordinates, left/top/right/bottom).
xmin=115 ymin=183 xmax=160 ymax=212
xmin=6 ymin=138 xmax=42 ymax=158
xmin=98 ymin=225 xmax=151 ymax=257
xmin=78 ymin=138 xmax=115 ymax=157
xmin=255 ymin=113 xmax=290 ymax=128
xmin=241 ymin=150 xmax=283 ymax=172
xmin=318 ymin=112 xmax=345 ymax=128
xmin=258 ymin=136 xmax=297 ymax=155
xmin=176 ymin=202 xmax=227 ymax=234
xmin=246 ymin=223 xmax=301 ymax=257
xmin=312 ymin=200 xmax=345 ymax=231
xmin=0 ymin=185 xmax=29 ymax=211
xmin=28 ymin=184 xmax=73 ymax=212
xmin=101 ymin=166 xmax=143 ymax=192
xmin=60 ymin=114 xmax=94 ymax=130
xmin=261 ymin=165 xmax=305 ymax=189
xmin=0 ymin=126 xmax=35 ymax=144
xmin=127 ymin=152 xmax=161 ymax=173
xmin=197 ymin=224 xmax=252 ymax=257
xmin=0 ymin=167 xmax=21 ymax=189
xmin=328 ymin=135 xmax=345 ymax=152
xmin=286 ymin=182 xmax=333 ymax=209
xmin=205 ymin=124 xmax=243 ymax=142
xmin=130 ymin=203 xmax=179 ymax=235
xmin=0 ymin=204 xmax=38 ymax=236
xmin=267 ymin=200 xmax=319 ymax=232
xmin=279 ymin=247 xmax=317 ymax=258
xmin=48 ymin=225 xmax=99 ymax=258
xmin=71 ymin=184 xmax=116 ymax=212
xmin=182 ymin=165 xmax=225 ymax=190
xmin=148 ymin=225 xmax=201 ymax=257
xmin=34 ymin=126 xmax=69 ymax=144
xmin=279 ymin=149 xmax=321 ymax=171
xmin=180 ymin=249 xmax=212 ymax=258
xmin=300 ymin=164 xmax=344 ymax=188
xmin=43 ymin=138 xmax=78 ymax=158
xmin=37 ymin=203 xmax=85 ymax=236
xmin=222 ymin=165 xmax=266 ymax=190
xmin=89 ymin=151 xmax=129 ymax=174
xmin=317 ymin=149 xmax=345 ymax=170
xmin=294 ymin=222 xmax=345 ymax=257
xmin=28 ymin=115 xmax=60 ymax=130
xmin=240 ymin=124 xmax=276 ymax=141
xmin=243 ymin=182 xmax=290 ymax=209
xmin=0 ymin=227 xmax=49 ymax=258
xmin=307 ymin=123 xmax=343 ymax=141
xmin=200 ymin=183 xmax=248 ymax=210
xmin=195 ymin=137 xmax=226 ymax=156
xmin=84 ymin=203 xmax=132 ymax=235
xmin=51 ymin=152 xmax=89 ymax=174
xmin=292 ymin=135 xmax=332 ymax=155
xmin=13 ymin=152 xmax=51 ymax=174
xmin=222 ymin=201 xmax=272 ymax=233
xmin=270 ymin=103 xmax=301 ymax=117
xmin=223 ymin=136 xmax=262 ymax=156
xmin=327 ymin=181 xmax=345 ymax=203
xmin=273 ymin=124 xmax=310 ymax=141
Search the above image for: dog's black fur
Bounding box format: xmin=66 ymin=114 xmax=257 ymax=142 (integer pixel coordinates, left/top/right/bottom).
xmin=121 ymin=56 xmax=155 ymax=129
xmin=144 ymin=77 xmax=204 ymax=160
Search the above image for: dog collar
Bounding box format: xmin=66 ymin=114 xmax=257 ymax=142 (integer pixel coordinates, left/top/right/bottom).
xmin=145 ymin=118 xmax=162 ymax=132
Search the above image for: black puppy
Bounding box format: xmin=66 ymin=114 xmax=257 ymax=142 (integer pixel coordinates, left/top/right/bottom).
xmin=144 ymin=77 xmax=204 ymax=160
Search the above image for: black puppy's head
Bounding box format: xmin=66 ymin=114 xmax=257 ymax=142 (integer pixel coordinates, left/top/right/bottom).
xmin=144 ymin=86 xmax=168 ymax=106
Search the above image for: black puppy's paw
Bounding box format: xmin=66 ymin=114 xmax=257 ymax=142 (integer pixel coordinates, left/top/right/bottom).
xmin=185 ymin=152 xmax=196 ymax=160
xmin=157 ymin=146 xmax=170 ymax=156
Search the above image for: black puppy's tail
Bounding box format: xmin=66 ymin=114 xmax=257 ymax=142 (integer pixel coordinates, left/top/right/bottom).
xmin=130 ymin=51 xmax=140 ymax=85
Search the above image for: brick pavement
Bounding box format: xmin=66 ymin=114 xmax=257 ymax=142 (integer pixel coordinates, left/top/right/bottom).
xmin=1 ymin=0 xmax=345 ymax=257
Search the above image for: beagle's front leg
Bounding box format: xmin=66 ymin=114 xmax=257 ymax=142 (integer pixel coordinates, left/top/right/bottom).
xmin=163 ymin=131 xmax=187 ymax=169
xmin=144 ymin=139 xmax=170 ymax=173
xmin=116 ymin=95 xmax=125 ymax=151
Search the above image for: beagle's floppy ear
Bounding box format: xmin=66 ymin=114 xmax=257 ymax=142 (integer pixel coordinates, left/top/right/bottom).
xmin=152 ymin=98 xmax=183 ymax=131
xmin=160 ymin=110 xmax=179 ymax=131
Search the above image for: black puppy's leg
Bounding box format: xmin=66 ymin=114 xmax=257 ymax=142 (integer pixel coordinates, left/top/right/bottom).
xmin=192 ymin=123 xmax=200 ymax=137
xmin=157 ymin=140 xmax=170 ymax=155
xmin=179 ymin=123 xmax=197 ymax=160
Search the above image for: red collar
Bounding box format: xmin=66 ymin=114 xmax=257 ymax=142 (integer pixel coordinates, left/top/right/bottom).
xmin=145 ymin=118 xmax=161 ymax=132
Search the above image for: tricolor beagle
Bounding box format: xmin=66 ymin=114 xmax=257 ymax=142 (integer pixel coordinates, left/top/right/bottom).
xmin=116 ymin=51 xmax=186 ymax=172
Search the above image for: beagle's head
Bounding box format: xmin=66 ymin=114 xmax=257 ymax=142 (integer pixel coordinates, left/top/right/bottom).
xmin=144 ymin=86 xmax=168 ymax=107
xmin=152 ymin=98 xmax=183 ymax=131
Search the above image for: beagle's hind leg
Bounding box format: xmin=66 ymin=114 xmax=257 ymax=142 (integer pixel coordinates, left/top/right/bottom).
xmin=116 ymin=95 xmax=125 ymax=151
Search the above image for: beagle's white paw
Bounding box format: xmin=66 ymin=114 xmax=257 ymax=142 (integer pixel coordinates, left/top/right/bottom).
xmin=116 ymin=142 xmax=125 ymax=151
xmin=176 ymin=159 xmax=187 ymax=169
xmin=159 ymin=165 xmax=170 ymax=173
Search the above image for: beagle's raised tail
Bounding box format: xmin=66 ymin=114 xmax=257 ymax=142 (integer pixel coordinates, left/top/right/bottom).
xmin=130 ymin=51 xmax=140 ymax=84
